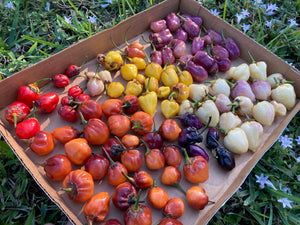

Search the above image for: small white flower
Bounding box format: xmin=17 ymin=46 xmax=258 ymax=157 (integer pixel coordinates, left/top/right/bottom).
xmin=64 ymin=16 xmax=72 ymax=25
xmin=210 ymin=9 xmax=219 ymax=17
xmin=5 ymin=1 xmax=14 ymax=9
xmin=241 ymin=23 xmax=251 ymax=33
xmin=278 ymin=198 xmax=293 ymax=209
xmin=265 ymin=20 xmax=273 ymax=28
xmin=88 ymin=16 xmax=97 ymax=24
xmin=281 ymin=187 xmax=292 ymax=195
xmin=297 ymin=175 xmax=300 ymax=182
xmin=288 ymin=18 xmax=298 ymax=28
xmin=255 ymin=173 xmax=269 ymax=189
xmin=100 ymin=0 xmax=112 ymax=8
xmin=265 ymin=3 xmax=278 ymax=15
xmin=45 ymin=2 xmax=50 ymax=11
xmin=296 ymin=156 xmax=300 ymax=163
xmin=256 ymin=0 xmax=263 ymax=4
xmin=236 ymin=14 xmax=244 ymax=24
xmin=265 ymin=180 xmax=277 ymax=190
xmin=278 ymin=135 xmax=293 ymax=149
xmin=295 ymin=136 xmax=300 ymax=145
xmin=241 ymin=9 xmax=250 ymax=18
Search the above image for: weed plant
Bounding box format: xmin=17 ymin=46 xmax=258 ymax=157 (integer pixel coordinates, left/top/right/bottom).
xmin=0 ymin=0 xmax=299 ymax=224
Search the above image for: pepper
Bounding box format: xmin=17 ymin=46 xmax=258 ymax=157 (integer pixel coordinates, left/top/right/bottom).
xmin=58 ymin=105 xmax=78 ymax=122
xmin=145 ymin=62 xmax=163 ymax=80
xmin=230 ymin=80 xmax=256 ymax=102
xmin=84 ymin=192 xmax=110 ymax=223
xmin=138 ymin=79 xmax=158 ymax=116
xmin=144 ymin=77 xmax=159 ymax=93
xmin=51 ymin=126 xmax=81 ymax=143
xmin=224 ymin=128 xmax=249 ymax=154
xmin=65 ymin=64 xmax=81 ymax=78
xmin=161 ymin=98 xmax=179 ymax=119
xmin=177 ymin=67 xmax=193 ymax=87
xmin=213 ymin=93 xmax=232 ymax=114
xmin=230 ymin=96 xmax=253 ymax=116
xmin=178 ymin=99 xmax=194 ymax=116
xmin=219 ymin=112 xmax=242 ymax=133
xmin=186 ymin=186 xmax=209 ymax=210
xmin=136 ymin=74 xmax=146 ymax=84
xmin=150 ymin=19 xmax=167 ymax=33
xmin=157 ymin=86 xmax=171 ymax=99
xmin=252 ymin=101 xmax=275 ymax=126
xmin=112 ymin=182 xmax=137 ymax=211
xmin=52 ymin=74 xmax=70 ymax=88
xmin=188 ymin=84 xmax=209 ymax=101
xmin=267 ymin=73 xmax=285 ymax=88
xmin=128 ymin=57 xmax=146 ymax=70
xmin=121 ymin=64 xmax=138 ymax=81
xmin=87 ymin=75 xmax=105 ymax=97
xmin=195 ymin=100 xmax=220 ymax=127
xmin=248 ymin=52 xmax=267 ymax=81
xmin=122 ymin=95 xmax=140 ymax=115
xmin=250 ymin=80 xmax=271 ymax=100
xmin=97 ymin=70 xmax=112 ymax=89
xmin=28 ymin=130 xmax=54 ymax=155
xmin=125 ymin=79 xmax=143 ymax=96
xmin=240 ymin=121 xmax=263 ymax=152
xmin=208 ymin=78 xmax=231 ymax=97
xmin=161 ymin=67 xmax=179 ymax=88
xmin=220 ymin=35 xmax=240 ymax=60
xmin=5 ymin=102 xmax=30 ymax=127
xmin=270 ymin=100 xmax=287 ymax=117
xmin=227 ymin=63 xmax=250 ymax=81
xmin=107 ymin=82 xmax=125 ymax=98
xmin=171 ymin=82 xmax=189 ymax=103
xmin=271 ymin=83 xmax=296 ymax=110
xmin=97 ymin=51 xmax=124 ymax=71
xmin=161 ymin=46 xmax=175 ymax=66
xmin=17 ymin=79 xmax=45 ymax=108
xmin=64 ymin=138 xmax=92 ymax=165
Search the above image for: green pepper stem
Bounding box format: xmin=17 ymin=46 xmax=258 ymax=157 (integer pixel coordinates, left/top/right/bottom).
xmin=145 ymin=76 xmax=151 ymax=93
xmin=139 ymin=138 xmax=151 ymax=154
xmin=182 ymin=148 xmax=190 ymax=163
xmin=142 ymin=49 xmax=151 ymax=63
xmin=12 ymin=113 xmax=17 ymax=128
xmin=152 ymin=179 xmax=157 ymax=188
xmin=172 ymin=183 xmax=186 ymax=195
xmin=225 ymin=79 xmax=235 ymax=87
xmin=110 ymin=35 xmax=124 ymax=53
xmin=34 ymin=78 xmax=52 ymax=85
xmin=132 ymin=189 xmax=142 ymax=211
xmin=247 ymin=51 xmax=256 ymax=63
xmin=121 ymin=171 xmax=134 ymax=183
xmin=102 ymin=147 xmax=115 ymax=165
xmin=124 ymin=26 xmax=132 ymax=46
xmin=24 ymin=106 xmax=38 ymax=121
xmin=78 ymin=111 xmax=88 ymax=127
xmin=114 ymin=136 xmax=127 ymax=150
xmin=198 ymin=116 xmax=212 ymax=135
xmin=79 ymin=56 xmax=87 ymax=68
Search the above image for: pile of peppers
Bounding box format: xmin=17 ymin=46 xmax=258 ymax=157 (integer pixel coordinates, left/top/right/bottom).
xmin=3 ymin=10 xmax=298 ymax=225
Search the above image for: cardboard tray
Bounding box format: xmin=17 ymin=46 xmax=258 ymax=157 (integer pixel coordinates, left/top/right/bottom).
xmin=0 ymin=0 xmax=299 ymax=224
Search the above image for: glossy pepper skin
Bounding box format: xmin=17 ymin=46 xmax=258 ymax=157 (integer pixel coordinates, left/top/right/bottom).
xmin=220 ymin=37 xmax=240 ymax=60
xmin=28 ymin=131 xmax=54 ymax=155
xmin=58 ymin=105 xmax=78 ymax=122
xmin=186 ymin=186 xmax=209 ymax=210
xmin=130 ymin=111 xmax=154 ymax=135
xmin=148 ymin=182 xmax=168 ymax=209
xmin=51 ymin=126 xmax=81 ymax=143
xmin=161 ymin=99 xmax=179 ymax=119
xmin=112 ymin=182 xmax=137 ymax=211
xmin=97 ymin=51 xmax=124 ymax=71
xmin=15 ymin=118 xmax=40 ymax=139
xmin=163 ymin=198 xmax=185 ymax=219
xmin=5 ymin=102 xmax=30 ymax=127
xmin=44 ymin=154 xmax=72 ymax=181
xmin=138 ymin=89 xmax=157 ymax=117
xmin=64 ymin=138 xmax=92 ymax=166
xmin=65 ymin=64 xmax=81 ymax=78
xmin=77 ymin=99 xmax=102 ymax=121
xmin=17 ymin=81 xmax=41 ymax=108
xmin=163 ymin=145 xmax=182 ymax=168
xmin=159 ymin=119 xmax=182 ymax=142
xmin=84 ymin=192 xmax=110 ymax=223
xmin=52 ymin=74 xmax=70 ymax=88
xmin=62 ymin=169 xmax=94 ymax=202
xmin=84 ymin=154 xmax=109 ymax=180
xmin=122 ymin=95 xmax=140 ymax=115
xmin=35 ymin=92 xmax=59 ymax=114
xmin=158 ymin=218 xmax=183 ymax=225
xmin=82 ymin=117 xmax=110 ymax=145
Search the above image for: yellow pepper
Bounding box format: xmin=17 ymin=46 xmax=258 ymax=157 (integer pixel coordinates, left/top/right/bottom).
xmin=138 ymin=78 xmax=158 ymax=116
xmin=161 ymin=67 xmax=179 ymax=87
xmin=144 ymin=77 xmax=159 ymax=93
xmin=97 ymin=51 xmax=123 ymax=71
xmin=128 ymin=57 xmax=146 ymax=70
xmin=178 ymin=70 xmax=193 ymax=86
xmin=157 ymin=86 xmax=171 ymax=99
xmin=145 ymin=62 xmax=163 ymax=80
xmin=136 ymin=74 xmax=146 ymax=84
xmin=171 ymin=82 xmax=189 ymax=103
xmin=107 ymin=82 xmax=124 ymax=98
xmin=125 ymin=79 xmax=143 ymax=96
xmin=165 ymin=64 xmax=177 ymax=72
xmin=161 ymin=99 xmax=180 ymax=119
xmin=121 ymin=64 xmax=138 ymax=81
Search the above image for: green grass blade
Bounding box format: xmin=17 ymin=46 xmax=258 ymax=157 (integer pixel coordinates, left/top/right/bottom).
xmin=22 ymin=35 xmax=64 ymax=49
xmin=24 ymin=208 xmax=35 ymax=225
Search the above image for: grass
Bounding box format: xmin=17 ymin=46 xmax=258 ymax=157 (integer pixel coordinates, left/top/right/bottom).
xmin=0 ymin=0 xmax=299 ymax=224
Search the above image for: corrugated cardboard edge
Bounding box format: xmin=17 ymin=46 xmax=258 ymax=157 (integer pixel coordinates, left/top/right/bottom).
xmin=0 ymin=0 xmax=299 ymax=224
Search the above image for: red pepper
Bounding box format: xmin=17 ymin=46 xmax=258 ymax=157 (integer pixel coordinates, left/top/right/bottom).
xmin=5 ymin=102 xmax=30 ymax=127
xmin=15 ymin=118 xmax=40 ymax=139
xmin=65 ymin=64 xmax=81 ymax=78
xmin=68 ymin=85 xmax=83 ymax=98
xmin=34 ymin=92 xmax=60 ymax=114
xmin=17 ymin=78 xmax=48 ymax=108
xmin=58 ymin=105 xmax=78 ymax=122
xmin=52 ymin=74 xmax=70 ymax=88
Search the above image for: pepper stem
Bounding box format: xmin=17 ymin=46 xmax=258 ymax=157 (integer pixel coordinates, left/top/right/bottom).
xmin=12 ymin=113 xmax=17 ymax=128
xmin=114 ymin=136 xmax=127 ymax=150
xmin=225 ymin=79 xmax=235 ymax=87
xmin=110 ymin=35 xmax=124 ymax=53
xmin=102 ymin=147 xmax=115 ymax=165
xmin=198 ymin=116 xmax=212 ymax=135
xmin=142 ymin=49 xmax=151 ymax=63
xmin=34 ymin=78 xmax=52 ymax=85
xmin=247 ymin=51 xmax=256 ymax=63
xmin=182 ymin=148 xmax=190 ymax=163
xmin=78 ymin=111 xmax=88 ymax=127
xmin=132 ymin=189 xmax=142 ymax=212
xmin=172 ymin=183 xmax=186 ymax=195
xmin=124 ymin=26 xmax=132 ymax=46
xmin=121 ymin=171 xmax=134 ymax=183
xmin=24 ymin=105 xmax=38 ymax=120
xmin=139 ymin=138 xmax=151 ymax=154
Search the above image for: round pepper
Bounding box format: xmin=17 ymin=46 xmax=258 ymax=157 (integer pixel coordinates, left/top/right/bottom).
xmin=107 ymin=82 xmax=125 ymax=98
xmin=161 ymin=99 xmax=179 ymax=119
xmin=121 ymin=64 xmax=138 ymax=81
xmin=64 ymin=138 xmax=92 ymax=165
xmin=84 ymin=192 xmax=110 ymax=223
xmin=125 ymin=79 xmax=143 ymax=96
xmin=97 ymin=51 xmax=124 ymax=71
xmin=145 ymin=62 xmax=163 ymax=80
xmin=161 ymin=67 xmax=179 ymax=87
xmin=28 ymin=130 xmax=54 ymax=155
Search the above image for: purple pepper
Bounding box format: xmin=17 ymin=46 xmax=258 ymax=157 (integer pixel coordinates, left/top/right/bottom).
xmin=178 ymin=14 xmax=200 ymax=39
xmin=206 ymin=127 xmax=220 ymax=150
xmin=191 ymin=37 xmax=205 ymax=55
xmin=220 ymin=37 xmax=240 ymax=60
xmin=150 ymin=19 xmax=167 ymax=33
xmin=166 ymin=12 xmax=181 ymax=32
xmin=231 ymin=80 xmax=256 ymax=102
xmin=174 ymin=112 xmax=203 ymax=129
xmin=175 ymin=28 xmax=188 ymax=42
xmin=171 ymin=39 xmax=186 ymax=59
xmin=215 ymin=56 xmax=231 ymax=72
xmin=149 ymin=28 xmax=173 ymax=50
xmin=181 ymin=14 xmax=203 ymax=27
xmin=178 ymin=127 xmax=203 ymax=147
xmin=193 ymin=50 xmax=215 ymax=71
xmin=161 ymin=46 xmax=175 ymax=66
xmin=179 ymin=54 xmax=193 ymax=64
xmin=150 ymin=50 xmax=162 ymax=66
xmin=187 ymin=145 xmax=209 ymax=162
xmin=185 ymin=59 xmax=208 ymax=83
xmin=211 ymin=44 xmax=229 ymax=58
xmin=207 ymin=61 xmax=219 ymax=76
xmin=207 ymin=29 xmax=223 ymax=45
xmin=250 ymin=80 xmax=271 ymax=100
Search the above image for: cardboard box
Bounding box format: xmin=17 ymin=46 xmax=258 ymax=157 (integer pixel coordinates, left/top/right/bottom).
xmin=0 ymin=0 xmax=299 ymax=224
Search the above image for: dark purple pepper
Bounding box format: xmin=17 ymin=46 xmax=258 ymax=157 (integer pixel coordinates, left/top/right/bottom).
xmin=211 ymin=45 xmax=229 ymax=58
xmin=178 ymin=127 xmax=203 ymax=147
xmin=175 ymin=28 xmax=188 ymax=42
xmin=191 ymin=37 xmax=205 ymax=55
xmin=150 ymin=19 xmax=167 ymax=33
xmin=142 ymin=132 xmax=163 ymax=150
xmin=206 ymin=127 xmax=220 ymax=150
xmin=216 ymin=146 xmax=235 ymax=170
xmin=166 ymin=13 xmax=181 ymax=32
xmin=207 ymin=61 xmax=219 ymax=76
xmin=180 ymin=17 xmax=200 ymax=39
xmin=171 ymin=39 xmax=186 ymax=59
xmin=187 ymin=145 xmax=209 ymax=162
xmin=207 ymin=29 xmax=223 ymax=45
xmin=215 ymin=56 xmax=231 ymax=72
xmin=181 ymin=14 xmax=193 ymax=21
xmin=193 ymin=50 xmax=216 ymax=71
xmin=220 ymin=37 xmax=240 ymax=60
xmin=179 ymin=54 xmax=193 ymax=64
xmin=161 ymin=46 xmax=175 ymax=66
xmin=174 ymin=112 xmax=203 ymax=129
xmin=190 ymin=16 xmax=203 ymax=27
xmin=150 ymin=50 xmax=162 ymax=66
xmin=185 ymin=60 xmax=208 ymax=83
